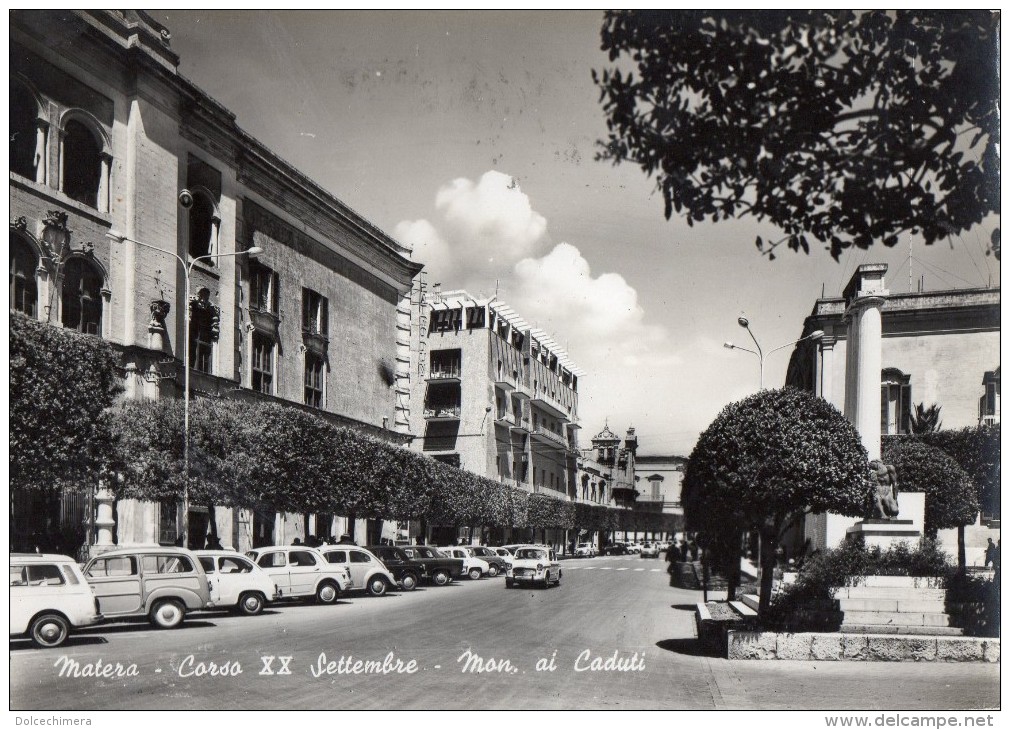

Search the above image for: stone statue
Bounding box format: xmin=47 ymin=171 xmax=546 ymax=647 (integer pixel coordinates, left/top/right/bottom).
xmin=869 ymin=459 xmax=900 ymax=519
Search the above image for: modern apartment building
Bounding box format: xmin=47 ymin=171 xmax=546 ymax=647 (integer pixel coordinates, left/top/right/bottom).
xmin=10 ymin=11 xmax=422 ymax=554
xmin=407 ymin=285 xmax=583 ymax=541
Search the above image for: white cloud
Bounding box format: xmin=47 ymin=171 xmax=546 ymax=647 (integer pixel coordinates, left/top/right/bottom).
xmin=396 ymin=170 xmax=745 ymax=454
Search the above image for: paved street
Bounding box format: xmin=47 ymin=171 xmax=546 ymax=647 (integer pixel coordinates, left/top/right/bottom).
xmin=11 ymin=555 xmax=1000 ymax=710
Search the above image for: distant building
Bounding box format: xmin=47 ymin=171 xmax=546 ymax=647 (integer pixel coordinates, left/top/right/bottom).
xmin=786 ymin=264 xmax=1000 ymax=564
xmin=407 ymin=285 xmax=583 ymax=544
xmin=576 ymin=425 xmax=638 ymax=509
xmin=634 ymin=454 xmax=687 ymax=516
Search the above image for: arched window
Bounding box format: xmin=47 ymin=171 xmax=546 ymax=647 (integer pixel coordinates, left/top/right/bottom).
xmin=10 ymin=233 xmax=39 ymax=317
xmin=189 ymin=292 xmax=218 ymax=375
xmin=188 ymin=189 xmax=217 ymax=260
xmin=61 ymin=257 xmax=103 ymax=335
xmin=62 ymin=120 xmax=102 ymax=208
xmin=880 ymin=368 xmax=911 ymax=435
xmin=10 ymin=81 xmax=38 ymax=180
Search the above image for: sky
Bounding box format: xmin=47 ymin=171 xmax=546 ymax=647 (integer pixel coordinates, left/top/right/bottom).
xmin=152 ymin=10 xmax=1001 ymax=455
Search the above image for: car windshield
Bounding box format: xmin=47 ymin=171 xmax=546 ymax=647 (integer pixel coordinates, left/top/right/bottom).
xmin=516 ymin=548 xmax=548 ymax=560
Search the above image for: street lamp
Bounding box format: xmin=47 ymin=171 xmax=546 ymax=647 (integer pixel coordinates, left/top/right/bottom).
xmin=724 ymin=316 xmax=824 ymax=390
xmin=107 ymin=229 xmax=263 ymax=547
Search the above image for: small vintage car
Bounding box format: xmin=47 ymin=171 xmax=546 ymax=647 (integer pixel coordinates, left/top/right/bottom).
xmin=245 ymin=546 xmax=350 ymax=604
xmin=574 ymin=542 xmax=597 ymax=558
xmin=486 ymin=546 xmax=514 ymax=567
xmin=83 ymin=546 xmax=214 ymax=629
xmin=193 ymin=550 xmax=280 ymax=615
xmin=11 ymin=553 xmax=103 ymax=648
xmin=439 ymin=546 xmax=491 ymax=580
xmin=639 ymin=543 xmax=660 ymax=559
xmin=364 ymin=545 xmax=424 ymax=591
xmin=505 ymin=545 xmax=561 ymax=589
xmin=464 ymin=546 xmax=509 ymax=577
xmin=399 ymin=545 xmax=464 ymax=586
xmin=315 ymin=545 xmax=399 ymax=596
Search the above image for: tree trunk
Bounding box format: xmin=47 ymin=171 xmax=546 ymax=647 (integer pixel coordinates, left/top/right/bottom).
xmin=726 ymin=548 xmax=740 ymax=602
xmin=957 ymin=524 xmax=967 ymax=573
xmin=758 ymin=530 xmax=778 ymax=619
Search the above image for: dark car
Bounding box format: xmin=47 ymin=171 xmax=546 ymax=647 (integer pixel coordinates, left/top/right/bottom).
xmin=400 ymin=545 xmax=465 ymax=586
xmin=602 ymin=542 xmax=630 ymax=556
xmin=365 ymin=545 xmax=424 ymax=591
xmin=466 ymin=546 xmax=509 ymax=577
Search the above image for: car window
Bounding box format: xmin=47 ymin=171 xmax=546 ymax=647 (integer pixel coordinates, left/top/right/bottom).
xmin=143 ymin=555 xmax=195 ymax=574
xmin=324 ymin=551 xmax=347 ymax=564
xmin=61 ymin=565 xmax=81 ymax=585
xmin=88 ymin=556 xmax=138 ymax=578
xmin=10 ymin=566 xmax=28 ymax=586
xmin=289 ymin=550 xmax=318 ymax=567
xmin=257 ymin=552 xmax=286 ymax=568
xmin=219 ymin=557 xmax=252 ymax=574
xmin=516 ymin=549 xmax=547 ymax=560
xmin=198 ymin=557 xmax=216 ymax=573
xmin=350 ymin=551 xmax=371 ymax=564
xmin=549 ymin=551 xmax=556 ymax=561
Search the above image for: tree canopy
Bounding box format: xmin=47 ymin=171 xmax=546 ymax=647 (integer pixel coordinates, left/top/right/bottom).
xmin=881 ymin=438 xmax=978 ymax=534
xmin=10 ymin=313 xmax=123 ymax=492
xmin=683 ymin=387 xmax=869 ymax=613
xmin=594 ymin=10 xmax=1000 ymax=260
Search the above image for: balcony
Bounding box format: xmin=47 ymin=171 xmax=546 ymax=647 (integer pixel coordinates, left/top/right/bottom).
xmin=423 ymin=405 xmax=461 ymax=421
xmin=494 ymin=411 xmax=516 ymax=427
xmin=494 ymin=369 xmax=518 ymax=392
xmin=511 ymin=415 xmax=531 ymax=435
xmin=531 ymin=390 xmax=570 ymax=421
xmin=531 ymin=424 xmax=568 ymax=448
xmin=427 ymin=368 xmax=461 ymax=384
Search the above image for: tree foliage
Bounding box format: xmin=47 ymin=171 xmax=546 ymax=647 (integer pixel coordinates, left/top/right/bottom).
xmin=594 ymin=10 xmax=1000 ymax=260
xmin=683 ymin=387 xmax=869 ymax=613
xmin=107 ymin=397 xmax=681 ymax=534
xmin=913 ymin=425 xmax=1000 ymax=516
xmin=10 ymin=313 xmax=123 ymax=491
xmin=882 ymin=438 xmax=978 ymax=534
xmin=909 ymin=402 xmax=943 ymax=434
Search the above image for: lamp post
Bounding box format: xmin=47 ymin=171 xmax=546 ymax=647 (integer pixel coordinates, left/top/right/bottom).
xmin=724 ymin=316 xmax=824 ymax=390
xmin=108 ymin=230 xmax=263 ymax=547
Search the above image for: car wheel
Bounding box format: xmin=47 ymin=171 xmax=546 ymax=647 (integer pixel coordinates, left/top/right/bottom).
xmin=555 ymin=570 xmax=562 ymax=586
xmin=237 ymin=592 xmax=265 ymax=616
xmin=432 ymin=569 xmax=450 ymax=587
xmin=487 ymin=564 xmax=499 ymax=577
xmin=29 ymin=613 xmax=70 ymax=648
xmin=316 ymin=581 xmax=340 ymax=604
xmin=367 ymin=576 xmax=389 ymax=597
xmin=468 ymin=567 xmax=482 ymax=581
xmin=505 ymin=578 xmax=514 ymax=589
xmin=400 ymin=572 xmax=418 ymax=591
xmin=149 ymin=599 xmax=185 ymax=629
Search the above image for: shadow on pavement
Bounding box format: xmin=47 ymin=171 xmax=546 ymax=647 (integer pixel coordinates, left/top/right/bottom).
xmin=10 ymin=635 xmax=109 ymax=652
xmin=655 ymin=638 xmax=721 ymax=658
xmin=670 ymin=604 xmax=699 ymax=612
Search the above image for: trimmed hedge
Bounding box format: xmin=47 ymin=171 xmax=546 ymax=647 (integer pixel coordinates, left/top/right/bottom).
xmin=108 ymin=398 xmax=681 ymax=532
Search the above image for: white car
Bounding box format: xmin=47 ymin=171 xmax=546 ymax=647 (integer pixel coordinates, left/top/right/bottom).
xmin=439 ymin=546 xmax=490 ymax=580
xmin=488 ymin=546 xmax=514 ymax=567
xmin=194 ymin=550 xmax=280 ymax=615
xmin=315 ymin=545 xmax=399 ymax=596
xmin=11 ymin=554 xmax=102 ymax=648
xmin=574 ymin=543 xmax=596 ymax=558
xmin=625 ymin=543 xmax=643 ymax=555
xmin=505 ymin=545 xmax=561 ymax=589
xmin=245 ymin=546 xmax=350 ymax=604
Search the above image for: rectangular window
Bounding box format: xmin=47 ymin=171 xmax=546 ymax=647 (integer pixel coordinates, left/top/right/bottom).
xmin=301 ymin=288 xmax=328 ymax=336
xmin=252 ymin=332 xmax=275 ymax=394
xmin=304 ymin=352 xmax=325 ymax=408
xmin=189 ymin=307 xmax=214 ymax=375
xmin=250 ymin=263 xmax=279 ymax=314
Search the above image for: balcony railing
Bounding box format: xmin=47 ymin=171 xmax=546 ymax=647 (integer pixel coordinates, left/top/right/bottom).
xmin=532 ymin=424 xmax=568 ymax=447
xmin=428 ymin=367 xmax=461 ymax=381
xmin=495 ymin=411 xmax=515 ymax=426
xmin=424 ymin=405 xmax=461 ymax=420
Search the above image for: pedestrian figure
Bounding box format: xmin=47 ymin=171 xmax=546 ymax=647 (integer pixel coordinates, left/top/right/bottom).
xmin=679 ymin=541 xmax=689 ymax=562
xmin=338 ymin=534 xmax=355 ymax=545
xmin=291 ymin=537 xmax=302 ymax=546
xmin=689 ymin=541 xmax=699 ymax=562
xmin=206 ymin=535 xmax=223 ymax=550
xmin=984 ymin=538 xmax=997 ymax=568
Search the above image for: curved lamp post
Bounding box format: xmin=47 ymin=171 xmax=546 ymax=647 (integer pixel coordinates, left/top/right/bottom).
xmin=724 ymin=316 xmax=824 ymax=390
xmin=108 ymin=229 xmax=263 ymax=546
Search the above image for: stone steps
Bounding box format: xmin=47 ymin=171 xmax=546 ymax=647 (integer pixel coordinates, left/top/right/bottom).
xmin=730 ymin=600 xmax=758 ymax=618
xmin=835 ymin=586 xmax=946 ymax=600
xmin=741 ymin=593 xmax=760 ymax=612
xmin=840 ymin=624 xmax=964 ymax=636
xmin=842 ymin=610 xmax=951 ymax=627
xmin=837 ymin=598 xmax=947 ymax=613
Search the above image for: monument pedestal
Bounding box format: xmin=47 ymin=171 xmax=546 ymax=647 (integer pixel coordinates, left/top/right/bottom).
xmin=845 ymin=492 xmax=925 ymax=550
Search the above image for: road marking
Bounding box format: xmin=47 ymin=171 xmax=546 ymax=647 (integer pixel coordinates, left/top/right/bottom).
xmin=633 ymin=568 xmax=645 ymax=572
xmin=616 ymin=568 xmax=628 ymax=571
xmin=599 ymin=567 xmax=612 ymax=570
xmin=650 ymin=569 xmax=661 ymax=572
xmin=582 ymin=567 xmax=595 ymax=570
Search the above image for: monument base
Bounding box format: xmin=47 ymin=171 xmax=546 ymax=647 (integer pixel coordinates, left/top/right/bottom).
xmin=845 ymin=519 xmax=922 ymax=551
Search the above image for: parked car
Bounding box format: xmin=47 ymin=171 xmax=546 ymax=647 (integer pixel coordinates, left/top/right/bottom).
xmin=365 ymin=545 xmax=424 ymax=591
xmin=245 ymin=546 xmax=350 ymax=604
xmin=11 ymin=553 xmax=103 ymax=648
xmin=439 ymin=546 xmax=491 ymax=580
xmin=316 ymin=545 xmax=398 ymax=596
xmin=574 ymin=543 xmax=596 ymax=558
xmin=487 ymin=546 xmax=514 ymax=567
xmin=465 ymin=546 xmax=509 ymax=577
xmin=400 ymin=545 xmax=464 ymax=586
xmin=83 ymin=546 xmax=212 ymax=629
xmin=193 ymin=550 xmax=280 ymax=615
xmin=602 ymin=542 xmax=629 ymax=556
xmin=625 ymin=542 xmax=643 ymax=555
xmin=505 ymin=545 xmax=561 ymax=589
xmin=640 ymin=543 xmax=660 ymax=559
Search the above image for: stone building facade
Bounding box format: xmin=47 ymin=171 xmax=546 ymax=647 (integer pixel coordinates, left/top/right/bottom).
xmin=10 ymin=10 xmax=422 ymax=554
xmin=785 ymin=264 xmax=1000 ymax=565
